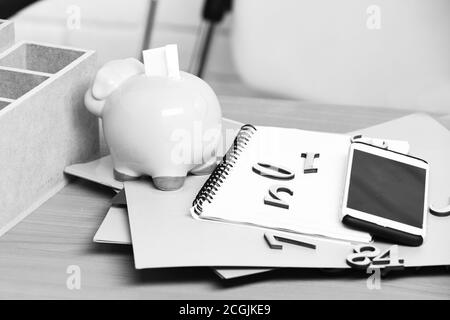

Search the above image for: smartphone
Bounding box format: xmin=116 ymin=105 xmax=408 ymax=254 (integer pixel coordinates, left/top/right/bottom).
xmin=341 ymin=142 xmax=429 ymax=246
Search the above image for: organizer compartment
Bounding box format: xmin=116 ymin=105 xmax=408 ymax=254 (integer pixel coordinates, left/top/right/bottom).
xmin=0 ymin=68 xmax=48 ymax=99
xmin=0 ymin=100 xmax=10 ymax=110
xmin=0 ymin=43 xmax=85 ymax=74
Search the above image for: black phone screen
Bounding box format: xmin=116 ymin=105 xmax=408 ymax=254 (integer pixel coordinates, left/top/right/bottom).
xmin=347 ymin=149 xmax=426 ymax=228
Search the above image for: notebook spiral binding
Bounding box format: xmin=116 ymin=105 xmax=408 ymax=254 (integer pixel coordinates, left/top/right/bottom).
xmin=192 ymin=124 xmax=257 ymax=215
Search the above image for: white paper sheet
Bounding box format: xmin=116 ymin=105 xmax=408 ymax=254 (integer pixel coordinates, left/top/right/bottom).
xmin=193 ymin=126 xmax=371 ymax=243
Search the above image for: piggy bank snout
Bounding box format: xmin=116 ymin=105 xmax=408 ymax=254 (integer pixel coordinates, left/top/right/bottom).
xmin=85 ymin=58 xmax=144 ymax=118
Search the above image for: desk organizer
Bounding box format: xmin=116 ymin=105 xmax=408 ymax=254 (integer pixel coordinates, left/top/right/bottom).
xmin=0 ymin=20 xmax=99 ymax=234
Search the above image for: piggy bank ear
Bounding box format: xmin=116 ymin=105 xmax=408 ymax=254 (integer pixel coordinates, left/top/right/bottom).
xmin=91 ymin=58 xmax=144 ymax=100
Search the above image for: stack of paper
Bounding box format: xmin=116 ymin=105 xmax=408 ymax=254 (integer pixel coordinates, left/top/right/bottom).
xmin=65 ymin=114 xmax=450 ymax=280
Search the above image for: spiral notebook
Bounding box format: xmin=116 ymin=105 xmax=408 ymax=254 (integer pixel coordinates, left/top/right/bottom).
xmin=191 ymin=125 xmax=372 ymax=243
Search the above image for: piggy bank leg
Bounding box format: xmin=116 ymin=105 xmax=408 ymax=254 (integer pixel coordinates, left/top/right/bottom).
xmin=114 ymin=168 xmax=141 ymax=181
xmin=153 ymin=176 xmax=186 ymax=191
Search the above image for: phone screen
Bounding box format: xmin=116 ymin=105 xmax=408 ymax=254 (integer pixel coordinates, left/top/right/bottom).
xmin=347 ymin=149 xmax=426 ymax=228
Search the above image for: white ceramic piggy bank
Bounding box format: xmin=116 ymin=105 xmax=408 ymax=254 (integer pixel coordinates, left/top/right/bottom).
xmin=84 ymin=58 xmax=222 ymax=190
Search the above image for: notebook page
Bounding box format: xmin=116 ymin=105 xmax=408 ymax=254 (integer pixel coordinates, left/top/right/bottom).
xmin=196 ymin=126 xmax=371 ymax=243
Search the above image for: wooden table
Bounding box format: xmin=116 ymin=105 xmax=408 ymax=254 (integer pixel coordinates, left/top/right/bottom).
xmin=1 ymin=96 xmax=449 ymax=299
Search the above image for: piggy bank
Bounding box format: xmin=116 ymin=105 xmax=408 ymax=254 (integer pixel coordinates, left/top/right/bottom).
xmin=84 ymin=58 xmax=222 ymax=191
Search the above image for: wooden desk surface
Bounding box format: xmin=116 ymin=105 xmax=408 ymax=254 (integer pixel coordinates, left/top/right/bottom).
xmin=1 ymin=96 xmax=449 ymax=300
